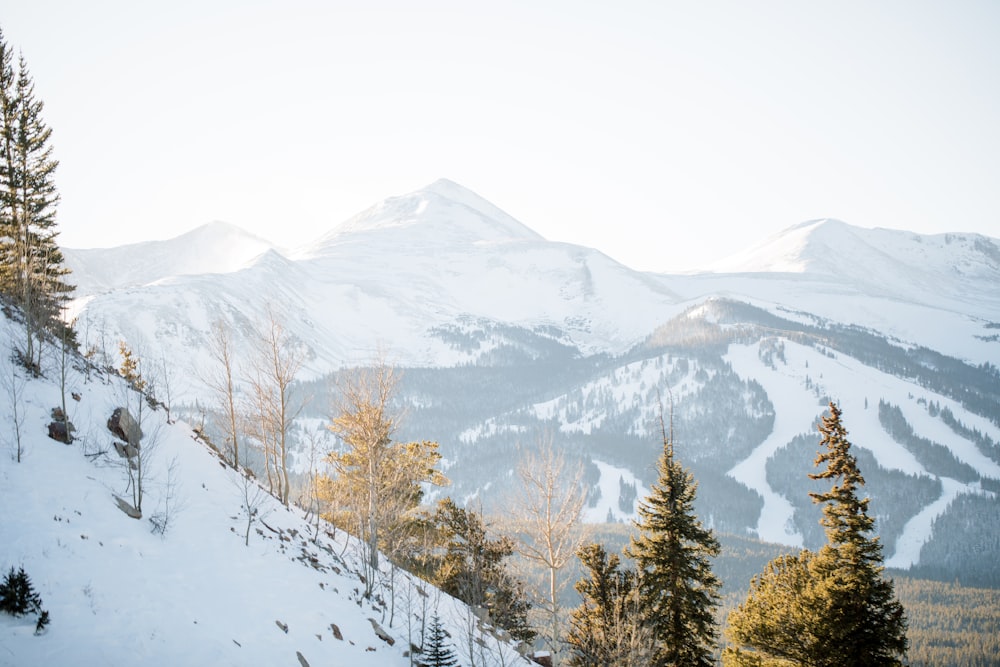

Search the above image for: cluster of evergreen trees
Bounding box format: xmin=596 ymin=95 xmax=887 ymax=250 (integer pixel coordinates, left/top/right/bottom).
xmin=0 ymin=566 xmax=49 ymax=635
xmin=564 ymin=402 xmax=908 ymax=666
xmin=0 ymin=27 xmax=73 ymax=371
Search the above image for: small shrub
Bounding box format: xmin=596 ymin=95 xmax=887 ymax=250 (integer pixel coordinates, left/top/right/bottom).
xmin=1 ymin=565 xmax=50 ymax=636
xmin=34 ymin=609 xmax=50 ymax=635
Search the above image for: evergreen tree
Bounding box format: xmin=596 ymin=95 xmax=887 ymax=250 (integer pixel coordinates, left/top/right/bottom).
xmin=626 ymin=410 xmax=721 ymax=667
xmin=0 ymin=29 xmax=74 ymax=368
xmin=421 ymin=614 xmax=459 ymax=667
xmin=0 ymin=565 xmax=42 ymax=616
xmin=426 ymin=498 xmax=536 ymax=644
xmin=725 ymin=402 xmax=908 ymax=666
xmin=723 ymin=551 xmax=824 ymax=666
xmin=566 ymin=543 xmax=651 ymax=666
xmin=806 ymin=402 xmax=908 ymax=665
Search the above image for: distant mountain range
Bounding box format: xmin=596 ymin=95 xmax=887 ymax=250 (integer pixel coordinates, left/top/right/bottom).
xmin=64 ymin=179 xmax=1000 ymax=587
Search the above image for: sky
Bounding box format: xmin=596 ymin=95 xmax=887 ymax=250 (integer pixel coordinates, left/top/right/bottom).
xmin=3 ymin=0 xmax=999 ymax=272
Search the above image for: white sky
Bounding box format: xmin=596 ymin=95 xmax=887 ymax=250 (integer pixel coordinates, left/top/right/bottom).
xmin=3 ymin=0 xmax=999 ymax=271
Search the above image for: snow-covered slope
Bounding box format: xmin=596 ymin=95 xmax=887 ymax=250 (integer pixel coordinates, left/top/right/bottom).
xmin=0 ymin=312 xmax=527 ymax=667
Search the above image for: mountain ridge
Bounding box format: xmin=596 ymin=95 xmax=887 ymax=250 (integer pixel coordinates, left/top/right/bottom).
xmin=66 ymin=220 xmax=277 ymax=295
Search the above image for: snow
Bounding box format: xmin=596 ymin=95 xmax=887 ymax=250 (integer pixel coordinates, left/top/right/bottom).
xmin=0 ymin=314 xmax=529 ymax=667
xmin=583 ymin=460 xmax=649 ymax=524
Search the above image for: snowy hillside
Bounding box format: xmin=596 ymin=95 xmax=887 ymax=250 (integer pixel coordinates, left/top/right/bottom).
xmin=0 ymin=312 xmax=528 ymax=667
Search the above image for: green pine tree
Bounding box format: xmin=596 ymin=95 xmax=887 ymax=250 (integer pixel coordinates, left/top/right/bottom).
xmin=429 ymin=498 xmax=536 ymax=644
xmin=566 ymin=542 xmax=651 ymax=666
xmin=724 ymin=402 xmax=908 ymax=666
xmin=806 ymin=402 xmax=908 ymax=665
xmin=626 ymin=410 xmax=721 ymax=667
xmin=0 ymin=29 xmax=74 ymax=370
xmin=723 ymin=551 xmax=823 ymax=666
xmin=0 ymin=565 xmax=43 ymax=617
xmin=421 ymin=614 xmax=458 ymax=667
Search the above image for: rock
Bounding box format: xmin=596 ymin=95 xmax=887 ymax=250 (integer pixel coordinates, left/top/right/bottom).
xmin=330 ymin=623 xmax=343 ymax=641
xmin=367 ymin=618 xmax=394 ymax=646
xmin=276 ymin=620 xmax=289 ymax=633
xmin=113 ymin=440 xmax=139 ymax=459
xmin=114 ymin=495 xmax=141 ymax=519
xmin=296 ymin=651 xmax=310 ymax=667
xmin=107 ymin=407 xmax=142 ymax=446
xmin=47 ymin=421 xmax=72 ymax=444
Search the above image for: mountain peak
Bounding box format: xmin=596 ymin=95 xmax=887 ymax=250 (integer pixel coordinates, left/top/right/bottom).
xmin=305 ymin=179 xmax=543 ymax=254
xmin=702 ymin=219 xmax=840 ymax=274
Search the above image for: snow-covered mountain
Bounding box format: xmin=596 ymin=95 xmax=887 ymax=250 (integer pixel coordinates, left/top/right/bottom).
xmin=66 ymin=221 xmax=276 ymax=296
xmin=65 ymin=179 xmax=681 ymax=384
xmin=61 ymin=179 xmax=1000 ymax=588
xmin=670 ymin=218 xmax=1000 ymax=365
xmin=0 ymin=312 xmax=528 ymax=666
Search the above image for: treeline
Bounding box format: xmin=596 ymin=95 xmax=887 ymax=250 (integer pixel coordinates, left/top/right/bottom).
xmin=895 ymin=577 xmax=1000 ymax=667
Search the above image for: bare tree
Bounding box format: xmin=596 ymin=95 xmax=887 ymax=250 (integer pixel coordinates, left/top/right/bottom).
xmin=149 ymin=352 xmax=174 ymax=423
xmin=149 ymin=455 xmax=182 ymax=537
xmin=115 ymin=340 xmax=159 ymax=517
xmin=508 ymin=436 xmax=588 ymax=666
xmin=233 ymin=465 xmax=271 ymax=546
xmin=55 ymin=310 xmax=75 ymax=442
xmin=203 ymin=317 xmax=242 ymax=467
xmin=244 ymin=307 xmax=305 ymax=506
xmin=3 ymin=345 xmax=27 ymax=461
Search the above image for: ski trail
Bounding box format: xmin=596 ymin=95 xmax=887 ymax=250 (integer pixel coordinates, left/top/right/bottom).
xmin=885 ymin=478 xmax=981 ymax=569
xmin=725 ymin=343 xmax=827 ymax=547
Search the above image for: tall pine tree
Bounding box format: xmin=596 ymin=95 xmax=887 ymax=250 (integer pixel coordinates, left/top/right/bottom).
xmin=725 ymin=402 xmax=907 ymax=666
xmin=626 ymin=408 xmax=721 ymax=667
xmin=0 ymin=29 xmax=74 ymax=369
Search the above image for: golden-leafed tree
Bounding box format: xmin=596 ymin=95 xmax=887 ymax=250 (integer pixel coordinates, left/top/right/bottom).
xmin=319 ymin=362 xmax=447 ymax=592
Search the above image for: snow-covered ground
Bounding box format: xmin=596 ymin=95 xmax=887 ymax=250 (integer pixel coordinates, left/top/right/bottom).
xmin=0 ymin=315 xmax=528 ymax=667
